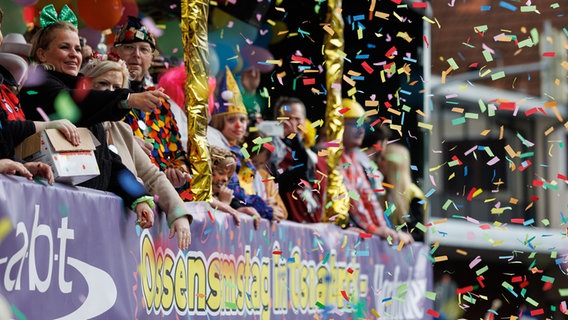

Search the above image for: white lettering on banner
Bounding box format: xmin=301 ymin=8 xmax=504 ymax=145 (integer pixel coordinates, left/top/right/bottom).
xmin=373 ymin=265 xmax=427 ymax=319
xmin=0 ymin=204 xmax=117 ymax=319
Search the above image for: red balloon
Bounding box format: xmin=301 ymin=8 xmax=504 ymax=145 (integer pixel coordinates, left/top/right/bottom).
xmin=118 ymin=0 xmax=139 ymax=26
xmin=77 ymin=0 xmax=124 ymax=30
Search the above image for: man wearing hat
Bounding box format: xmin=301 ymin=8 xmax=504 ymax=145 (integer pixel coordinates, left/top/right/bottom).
xmin=113 ymin=16 xmax=193 ymax=200
xmin=340 ymin=98 xmax=414 ymax=245
xmin=0 ymin=33 xmax=32 ymax=121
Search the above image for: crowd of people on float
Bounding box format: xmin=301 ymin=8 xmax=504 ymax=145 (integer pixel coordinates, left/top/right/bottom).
xmin=0 ymin=4 xmax=427 ymax=249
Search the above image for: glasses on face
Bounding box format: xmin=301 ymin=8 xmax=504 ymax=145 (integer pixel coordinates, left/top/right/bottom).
xmin=116 ymin=44 xmax=154 ymax=56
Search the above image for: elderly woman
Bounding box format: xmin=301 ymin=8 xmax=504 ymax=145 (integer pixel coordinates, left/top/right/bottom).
xmin=19 ymin=4 xmax=157 ymax=230
xmin=80 ymin=56 xmax=192 ymax=249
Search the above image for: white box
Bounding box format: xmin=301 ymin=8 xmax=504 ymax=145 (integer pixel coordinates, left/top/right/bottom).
xmin=15 ymin=128 xmax=100 ymax=185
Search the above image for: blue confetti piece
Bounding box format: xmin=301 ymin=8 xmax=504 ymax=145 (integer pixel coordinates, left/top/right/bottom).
xmin=204 ymin=228 xmax=213 ymax=235
xmin=353 ymin=14 xmax=365 ymax=21
xmin=499 ymin=1 xmax=517 ymax=11
xmin=424 ymin=188 xmax=436 ymax=198
xmin=523 ymin=219 xmax=534 ymax=226
xmin=410 ymin=165 xmax=418 ymax=171
xmin=356 ymin=250 xmax=369 ymax=256
xmin=480 ymin=5 xmax=491 ymax=11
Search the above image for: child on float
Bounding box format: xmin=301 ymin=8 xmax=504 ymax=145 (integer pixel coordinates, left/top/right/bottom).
xmin=208 ymin=67 xmax=273 ymax=225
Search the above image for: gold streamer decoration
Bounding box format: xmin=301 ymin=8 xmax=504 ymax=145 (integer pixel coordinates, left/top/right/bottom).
xmin=323 ymin=0 xmax=350 ymax=228
xmin=181 ymin=0 xmax=212 ymax=202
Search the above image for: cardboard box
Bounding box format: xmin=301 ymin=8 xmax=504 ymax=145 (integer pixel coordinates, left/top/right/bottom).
xmin=15 ymin=128 xmax=100 ymax=185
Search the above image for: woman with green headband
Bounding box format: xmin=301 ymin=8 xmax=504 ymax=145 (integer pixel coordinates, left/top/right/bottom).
xmin=19 ymin=5 xmax=161 ymax=231
xmin=20 ymin=4 xmax=168 ymax=127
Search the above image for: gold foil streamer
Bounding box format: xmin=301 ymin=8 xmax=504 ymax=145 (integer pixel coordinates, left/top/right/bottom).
xmin=181 ymin=0 xmax=212 ymax=201
xmin=323 ymin=0 xmax=350 ymax=228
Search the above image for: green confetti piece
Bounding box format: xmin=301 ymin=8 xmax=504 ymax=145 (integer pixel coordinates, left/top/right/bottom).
xmin=519 ymin=152 xmax=534 ymax=158
xmin=530 ymin=28 xmax=539 ymax=45
xmin=442 ymin=199 xmax=453 ymax=210
xmin=348 ymin=190 xmax=360 ymax=200
xmin=465 ymin=112 xmax=479 ymax=119
xmin=397 ymin=283 xmax=408 ymax=294
xmin=25 ymin=90 xmax=38 ymax=95
xmin=463 ymin=295 xmax=476 ymax=304
xmin=517 ymin=38 xmax=534 ymax=48
xmin=474 ymin=25 xmax=488 ymax=33
xmin=520 ymin=5 xmax=536 ymax=12
xmin=541 ymin=218 xmax=550 ymax=226
xmin=240 ymin=146 xmax=250 ymax=159
xmin=476 ymin=265 xmax=489 ymax=276
xmin=451 ymin=117 xmax=466 ymax=126
xmin=541 ymin=275 xmax=555 ymax=283
xmin=448 ymin=160 xmax=460 ymax=167
xmin=402 ymin=104 xmax=411 ymax=112
xmin=447 ymin=57 xmax=459 ymax=70
xmin=491 ymin=71 xmax=506 ymax=80
xmin=559 ymin=288 xmax=568 ymax=297
xmin=225 ymin=301 xmax=238 ymax=309
xmin=322 ymin=253 xmax=330 ymax=264
xmin=315 ymin=301 xmax=325 ymax=309
xmin=425 ymin=291 xmax=436 ymax=300
xmin=54 ymin=91 xmax=81 ymax=123
xmin=482 ymin=50 xmax=493 ymax=62
xmin=415 ymin=222 xmax=427 ymax=232
xmin=478 ymin=99 xmax=486 ymax=113
xmin=10 ymin=304 xmax=26 ymax=320
xmin=526 ymin=297 xmax=539 ymax=307
xmin=488 ymin=103 xmax=496 ymax=117
xmin=502 ymin=281 xmax=514 ymax=291
xmin=550 ymin=251 xmax=557 ymax=259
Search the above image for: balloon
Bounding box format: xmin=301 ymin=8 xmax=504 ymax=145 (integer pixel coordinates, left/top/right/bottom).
xmin=11 ymin=0 xmax=38 ymax=6
xmin=77 ymin=0 xmax=123 ymax=30
xmin=22 ymin=5 xmax=40 ymax=26
xmin=118 ymin=0 xmax=139 ymax=26
xmin=79 ymin=27 xmax=102 ymax=49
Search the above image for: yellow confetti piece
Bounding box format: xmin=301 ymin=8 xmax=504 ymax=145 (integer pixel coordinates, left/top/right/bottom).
xmin=371 ymin=308 xmax=381 ymax=318
xmin=456 ymin=249 xmax=468 ymax=256
xmin=418 ymin=122 xmax=433 ymax=131
xmin=434 ymin=256 xmax=448 ymax=262
xmin=433 ymin=218 xmax=448 ymax=225
xmin=0 ymin=218 xmax=13 ymax=243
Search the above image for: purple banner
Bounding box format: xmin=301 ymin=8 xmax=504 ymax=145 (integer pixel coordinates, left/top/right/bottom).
xmin=0 ymin=175 xmax=433 ymax=319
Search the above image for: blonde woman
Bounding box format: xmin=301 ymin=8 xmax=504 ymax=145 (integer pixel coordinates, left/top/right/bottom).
xmin=379 ymin=143 xmax=426 ymax=241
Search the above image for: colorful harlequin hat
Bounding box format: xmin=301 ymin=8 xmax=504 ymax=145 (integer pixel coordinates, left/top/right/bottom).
xmin=211 ymin=66 xmax=247 ymax=117
xmin=114 ymin=16 xmax=156 ymax=49
xmin=342 ymin=98 xmax=366 ymax=119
